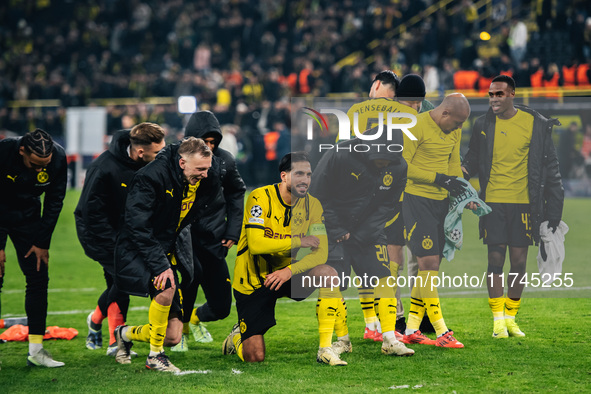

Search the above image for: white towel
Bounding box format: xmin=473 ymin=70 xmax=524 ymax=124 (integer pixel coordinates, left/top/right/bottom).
xmin=536 ymin=220 xmax=569 ymax=285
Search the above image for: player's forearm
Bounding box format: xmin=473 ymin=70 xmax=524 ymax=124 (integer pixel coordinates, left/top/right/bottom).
xmin=247 ymin=227 xmax=297 ymax=255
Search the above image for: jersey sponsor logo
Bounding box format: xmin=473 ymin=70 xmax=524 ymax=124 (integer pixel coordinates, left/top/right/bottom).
xmin=351 ymin=172 xmax=361 ymax=180
xmin=166 ymin=189 xmax=174 ymax=197
xmin=422 ymin=236 xmax=433 ymax=250
xmin=263 ymin=227 xmax=305 ymax=240
xmin=37 ymin=171 xmax=49 ymax=183
xmin=6 ymin=174 xmax=17 ymax=182
xmin=181 ymin=201 xmax=193 ymax=212
xmin=248 ymin=217 xmax=264 ymax=224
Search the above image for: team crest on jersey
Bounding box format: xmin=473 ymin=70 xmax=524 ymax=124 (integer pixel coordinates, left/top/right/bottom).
xmin=37 ymin=171 xmax=49 ymax=183
xmin=422 ymin=236 xmax=433 ymax=250
xmin=250 ymin=205 xmax=263 ymax=218
xmin=293 ymin=212 xmax=304 ymax=226
xmin=383 ymin=172 xmax=393 ymax=187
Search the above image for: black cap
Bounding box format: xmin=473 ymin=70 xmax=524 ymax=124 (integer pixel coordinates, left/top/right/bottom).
xmin=21 ymin=128 xmax=54 ymax=158
xmin=396 ymin=74 xmax=426 ymax=99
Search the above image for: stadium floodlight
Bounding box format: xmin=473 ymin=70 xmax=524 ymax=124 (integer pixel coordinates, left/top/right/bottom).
xmin=178 ymin=96 xmax=197 ymax=114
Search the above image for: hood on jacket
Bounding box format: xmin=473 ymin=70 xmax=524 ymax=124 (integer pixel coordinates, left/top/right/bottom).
xmin=184 ymin=111 xmax=222 ymax=151
xmin=109 ymin=129 xmax=144 ymax=171
xmin=355 ymin=125 xmax=404 ymax=163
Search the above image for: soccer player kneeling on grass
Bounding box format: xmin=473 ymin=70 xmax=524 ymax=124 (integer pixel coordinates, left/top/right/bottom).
xmin=222 ymin=152 xmax=346 ymax=366
xmin=113 ymin=137 xmax=219 ymax=372
xmin=462 ymin=76 xmax=564 ymax=339
xmin=401 ymin=94 xmax=473 ymax=348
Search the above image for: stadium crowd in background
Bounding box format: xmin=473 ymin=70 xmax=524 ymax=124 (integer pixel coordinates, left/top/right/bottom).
xmin=1 ymin=1 xmax=591 ymax=188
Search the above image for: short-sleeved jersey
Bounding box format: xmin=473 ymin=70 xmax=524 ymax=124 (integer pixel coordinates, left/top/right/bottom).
xmin=402 ymin=111 xmax=463 ymax=200
xmin=338 ymin=98 xmax=418 ymax=142
xmin=486 ymin=110 xmax=534 ymax=204
xmin=232 ymin=184 xmax=328 ymax=295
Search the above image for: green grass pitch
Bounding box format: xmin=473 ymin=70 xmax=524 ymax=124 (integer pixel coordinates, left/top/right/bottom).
xmin=1 ymin=190 xmax=589 ymax=392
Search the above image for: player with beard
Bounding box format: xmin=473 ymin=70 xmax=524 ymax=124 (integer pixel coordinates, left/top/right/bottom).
xmin=222 ymin=152 xmax=346 ymax=366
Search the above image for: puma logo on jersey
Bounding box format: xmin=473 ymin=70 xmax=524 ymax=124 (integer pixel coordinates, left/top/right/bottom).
xmin=351 ymin=172 xmax=360 ymax=180
xmin=121 ymin=183 xmax=127 ymax=187
xmin=252 ymin=196 xmax=259 ymax=201
xmin=500 ymin=131 xmax=507 ymax=136
xmin=481 ymin=131 xmax=486 ymax=137
xmin=6 ymin=175 xmax=17 ymax=182
xmin=327 ymin=306 xmax=338 ymax=312
xmin=166 ymin=189 xmax=174 ymax=197
xmin=274 ymin=215 xmax=282 ymax=224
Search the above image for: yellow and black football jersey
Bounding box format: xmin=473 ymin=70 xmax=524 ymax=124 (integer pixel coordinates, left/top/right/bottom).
xmin=232 ymin=184 xmax=328 ymax=295
xmin=171 ymin=182 xmax=199 ymax=266
xmin=486 ymin=110 xmax=534 ymax=204
xmin=403 ymin=111 xmax=463 ymax=200
xmin=338 ymin=98 xmax=418 ymax=142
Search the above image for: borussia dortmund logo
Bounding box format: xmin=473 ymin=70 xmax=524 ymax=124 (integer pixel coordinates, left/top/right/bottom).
xmin=293 ymin=213 xmax=304 ymax=226
xmin=37 ymin=171 xmax=49 ymax=183
xmin=239 ymin=320 xmax=247 ymax=334
xmin=422 ymin=236 xmax=433 ymax=250
xmin=250 ymin=205 xmax=262 ymax=218
xmin=383 ymin=173 xmax=393 ymax=186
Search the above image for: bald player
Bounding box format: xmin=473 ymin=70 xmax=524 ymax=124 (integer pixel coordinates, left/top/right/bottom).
xmin=400 ymin=94 xmax=472 ymax=348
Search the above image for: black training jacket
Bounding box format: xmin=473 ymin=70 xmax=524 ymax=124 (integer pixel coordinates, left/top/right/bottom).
xmin=310 ymin=134 xmax=407 ymax=245
xmin=462 ymin=105 xmax=564 ymax=243
xmin=0 ymin=137 xmax=67 ymax=249
xmin=114 ymin=142 xmax=220 ymax=297
xmin=185 ymin=111 xmax=246 ymax=256
xmin=74 ymin=130 xmax=144 ymax=263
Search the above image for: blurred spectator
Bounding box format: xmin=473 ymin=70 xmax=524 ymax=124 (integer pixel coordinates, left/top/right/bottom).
xmin=558 ymin=122 xmax=580 ymax=179
xmin=509 ymin=17 xmax=528 ymax=65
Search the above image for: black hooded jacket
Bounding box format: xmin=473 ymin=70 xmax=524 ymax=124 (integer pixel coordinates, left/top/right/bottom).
xmin=0 ymin=137 xmax=67 ymax=250
xmin=462 ymin=105 xmax=564 ymax=243
xmin=310 ymin=128 xmax=407 ymax=245
xmin=74 ymin=130 xmax=144 ymax=263
xmin=184 ymin=111 xmax=245 ymax=255
xmin=114 ymin=142 xmax=220 ymax=297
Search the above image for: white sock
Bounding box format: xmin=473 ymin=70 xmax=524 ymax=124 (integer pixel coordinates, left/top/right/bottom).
xmin=405 ymin=328 xmax=418 ymax=336
xmin=337 ymin=334 xmax=350 ymax=343
xmin=375 ymin=320 xmax=382 ymax=333
xmin=29 ymin=342 xmax=43 ymax=355
xmin=121 ymin=326 xmax=131 ymax=342
xmin=382 ymin=331 xmax=397 ymax=341
xmin=149 ymin=350 xmax=161 ymax=357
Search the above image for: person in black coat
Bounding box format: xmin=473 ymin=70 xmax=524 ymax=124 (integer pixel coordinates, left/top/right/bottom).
xmin=0 ymin=129 xmax=67 ymax=367
xmin=74 ymin=123 xmax=165 ymax=355
xmin=113 ymin=137 xmax=220 ymax=372
xmin=175 ymin=110 xmax=246 ymax=349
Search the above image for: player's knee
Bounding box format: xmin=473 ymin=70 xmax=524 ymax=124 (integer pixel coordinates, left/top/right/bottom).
xmin=211 ymin=303 xmax=231 ymax=320
xmin=487 ymin=263 xmax=504 ymax=275
xmin=312 ymin=264 xmax=338 ymax=278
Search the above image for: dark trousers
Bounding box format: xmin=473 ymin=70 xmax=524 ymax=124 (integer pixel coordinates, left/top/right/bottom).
xmin=0 ymin=222 xmax=49 ymax=336
xmin=96 ymin=264 xmax=129 ymax=321
xmin=181 ymin=244 xmax=231 ymax=323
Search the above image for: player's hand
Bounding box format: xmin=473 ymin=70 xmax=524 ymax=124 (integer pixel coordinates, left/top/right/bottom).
xmin=466 ymin=202 xmax=479 ymax=211
xmin=547 ymin=219 xmax=560 ymax=233
xmin=221 ymin=239 xmax=235 ymax=248
xmin=153 ymin=268 xmax=174 ymax=291
xmin=0 ymin=249 xmax=5 ymax=277
xmin=300 ymin=235 xmax=320 ymax=249
xmin=25 ymin=245 xmax=49 ymax=272
xmin=461 ymin=166 xmax=470 ymax=180
xmin=434 ymin=173 xmax=467 ymax=197
xmin=336 ymin=233 xmax=350 ymax=243
xmin=264 ymin=266 xmax=292 ymax=291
